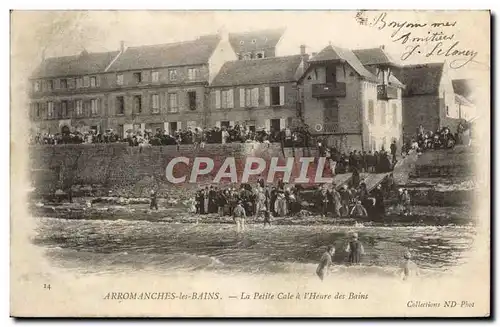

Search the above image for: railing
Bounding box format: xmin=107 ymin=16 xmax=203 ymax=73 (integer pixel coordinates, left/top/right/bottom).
xmin=377 ymin=84 xmax=398 ymax=100
xmin=312 ymin=83 xmax=347 ymax=98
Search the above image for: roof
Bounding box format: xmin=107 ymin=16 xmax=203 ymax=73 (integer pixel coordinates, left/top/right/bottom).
xmin=229 ymin=28 xmax=285 ymax=54
xmin=353 ymin=47 xmax=399 ymax=66
xmin=452 ymin=79 xmax=474 ymax=98
xmin=307 ymin=45 xmax=378 ymax=82
xmin=455 ymin=94 xmax=474 ymax=107
xmin=211 ymin=55 xmax=303 ymax=87
xmin=107 ymin=35 xmax=221 ymax=72
xmin=395 ymin=63 xmax=444 ymax=96
xmin=31 ymin=50 xmax=120 ymax=79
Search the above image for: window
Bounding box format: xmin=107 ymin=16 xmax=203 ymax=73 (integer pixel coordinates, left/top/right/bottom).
xmin=35 ymin=103 xmax=40 ymax=117
xmin=133 ymin=95 xmax=142 ymax=113
xmin=270 ymin=86 xmax=281 ymax=106
xmin=60 ymin=79 xmax=67 ymax=89
xmin=244 ymin=88 xmax=259 ymax=107
xmin=151 ymin=71 xmax=159 ymax=83
xmin=76 ymin=77 xmax=83 ymax=88
xmin=392 ymin=104 xmax=397 ymax=126
xmin=151 ymin=94 xmax=160 ymax=113
xmin=380 ymin=102 xmax=386 ymax=125
xmin=91 ymin=99 xmax=99 ymax=115
xmin=188 ymin=91 xmax=197 ymax=110
xmin=188 ymin=68 xmax=199 ymax=81
xmin=34 ymin=81 xmax=41 ymax=92
xmin=61 ymin=100 xmax=68 ymax=117
xmin=116 ymin=74 xmax=124 ymax=85
xmin=168 ymin=93 xmax=178 ymax=112
xmin=446 ymin=105 xmax=450 ymax=116
xmin=90 ymin=76 xmax=97 ymax=87
xmin=256 ymin=52 xmax=265 ymax=59
xmin=368 ymin=100 xmax=374 ymax=124
xmin=68 ymin=78 xmax=75 ymax=89
xmin=221 ymin=89 xmax=234 ymax=109
xmin=133 ymin=72 xmax=142 ymax=84
xmin=169 ymin=69 xmax=177 ymax=81
xmin=76 ymin=100 xmax=83 ymax=116
xmin=47 ymin=80 xmax=54 ymax=91
xmin=116 ymin=96 xmax=124 ymax=115
xmin=47 ymin=102 xmax=54 ymax=118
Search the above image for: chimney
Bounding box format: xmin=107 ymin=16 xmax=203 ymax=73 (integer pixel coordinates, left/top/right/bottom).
xmin=380 ymin=45 xmax=385 ymax=50
xmin=120 ymin=40 xmax=125 ymax=53
xmin=300 ymin=44 xmax=306 ymax=55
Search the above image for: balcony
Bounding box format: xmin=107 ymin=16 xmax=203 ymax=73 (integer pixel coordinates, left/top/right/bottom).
xmin=312 ymin=83 xmax=346 ymax=98
xmin=377 ymin=84 xmax=398 ymax=100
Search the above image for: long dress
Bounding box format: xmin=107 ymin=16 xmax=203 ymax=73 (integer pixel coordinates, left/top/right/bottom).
xmin=346 ymin=240 xmax=364 ymax=264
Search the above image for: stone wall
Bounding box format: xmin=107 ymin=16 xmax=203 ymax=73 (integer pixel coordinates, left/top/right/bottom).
xmin=29 ymin=143 xmax=324 ymax=198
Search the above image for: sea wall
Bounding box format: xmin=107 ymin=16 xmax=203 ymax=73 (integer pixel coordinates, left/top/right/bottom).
xmin=30 ymin=143 xmax=323 ymax=198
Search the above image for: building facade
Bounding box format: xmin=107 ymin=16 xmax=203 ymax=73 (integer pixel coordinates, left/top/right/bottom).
xmin=208 ymin=55 xmax=305 ymax=132
xmin=395 ymin=63 xmax=462 ymax=139
xmin=298 ymin=45 xmax=404 ymax=153
xmin=29 ymin=50 xmax=122 ymax=135
xmin=29 ymin=32 xmax=237 ymax=137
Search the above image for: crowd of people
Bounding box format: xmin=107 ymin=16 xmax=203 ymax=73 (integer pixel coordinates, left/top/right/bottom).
xmin=30 ymin=124 xmax=312 ymax=148
xmin=401 ymin=123 xmax=470 ymax=155
xmin=318 ymin=142 xmax=397 ymax=175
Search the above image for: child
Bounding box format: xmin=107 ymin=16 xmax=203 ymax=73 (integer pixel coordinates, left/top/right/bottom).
xmin=350 ymin=200 xmax=368 ymax=217
xmin=400 ymin=251 xmax=419 ymax=280
xmin=233 ymin=200 xmax=247 ymax=233
xmin=316 ymin=246 xmax=335 ymax=281
xmin=345 ymin=232 xmax=365 ymax=265
xmin=263 ymin=210 xmax=272 ymax=227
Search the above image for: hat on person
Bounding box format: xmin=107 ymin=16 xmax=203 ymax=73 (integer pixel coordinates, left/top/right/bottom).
xmin=351 ymin=232 xmax=358 ymax=239
xmin=404 ymin=251 xmax=412 ymax=260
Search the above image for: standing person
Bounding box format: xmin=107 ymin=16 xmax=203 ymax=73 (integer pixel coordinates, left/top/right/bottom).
xmin=400 ymin=251 xmax=419 ymax=280
xmin=233 ymin=200 xmax=247 ymax=233
xmin=149 ymin=190 xmax=158 ymax=210
xmin=345 ymin=232 xmax=365 ymax=265
xmin=319 ymin=185 xmax=329 ymax=217
xmin=351 ymin=166 xmax=360 ymax=189
xmin=208 ymin=186 xmax=217 ymax=214
xmin=316 ymin=245 xmax=335 ymax=281
xmin=263 ymin=210 xmax=272 ymax=227
xmin=402 ymin=189 xmax=412 ymax=216
xmin=254 ymin=187 xmax=267 ymax=219
xmin=257 ymin=175 xmax=265 ymax=188
xmin=329 ymin=183 xmax=342 ymax=218
xmin=372 ymin=184 xmax=385 ymax=219
xmin=339 ymin=185 xmax=351 ymax=217
xmin=390 ymin=140 xmax=397 ymax=165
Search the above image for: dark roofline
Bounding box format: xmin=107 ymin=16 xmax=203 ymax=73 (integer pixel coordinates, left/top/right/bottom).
xmin=209 ymin=79 xmax=298 ymax=88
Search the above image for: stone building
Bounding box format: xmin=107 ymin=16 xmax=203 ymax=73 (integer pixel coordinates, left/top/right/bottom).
xmin=208 ymin=54 xmax=306 ymax=132
xmin=103 ymin=32 xmax=236 ymax=137
xmin=29 ymin=50 xmax=122 ymax=134
xmin=452 ymin=79 xmax=477 ymax=121
xmin=298 ymin=44 xmax=404 ymax=153
xmin=29 ymin=31 xmax=237 ymax=137
xmin=395 ymin=63 xmax=461 ymax=139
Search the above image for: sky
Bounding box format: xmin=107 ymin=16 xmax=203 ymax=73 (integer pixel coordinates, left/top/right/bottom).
xmin=11 ymin=11 xmax=490 ymax=83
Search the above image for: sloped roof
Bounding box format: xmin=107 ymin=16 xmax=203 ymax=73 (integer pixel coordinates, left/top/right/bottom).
xmin=452 ymin=79 xmax=474 ymax=98
xmin=107 ymin=35 xmax=221 ymax=72
xmin=455 ymin=94 xmax=474 ymax=107
xmin=308 ymin=45 xmax=378 ymax=82
xmin=353 ymin=47 xmax=399 ymax=66
xmin=31 ymin=50 xmax=120 ymax=79
xmin=211 ymin=55 xmax=303 ymax=87
xmin=229 ymin=28 xmax=285 ymax=54
xmin=395 ymin=63 xmax=444 ymax=96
